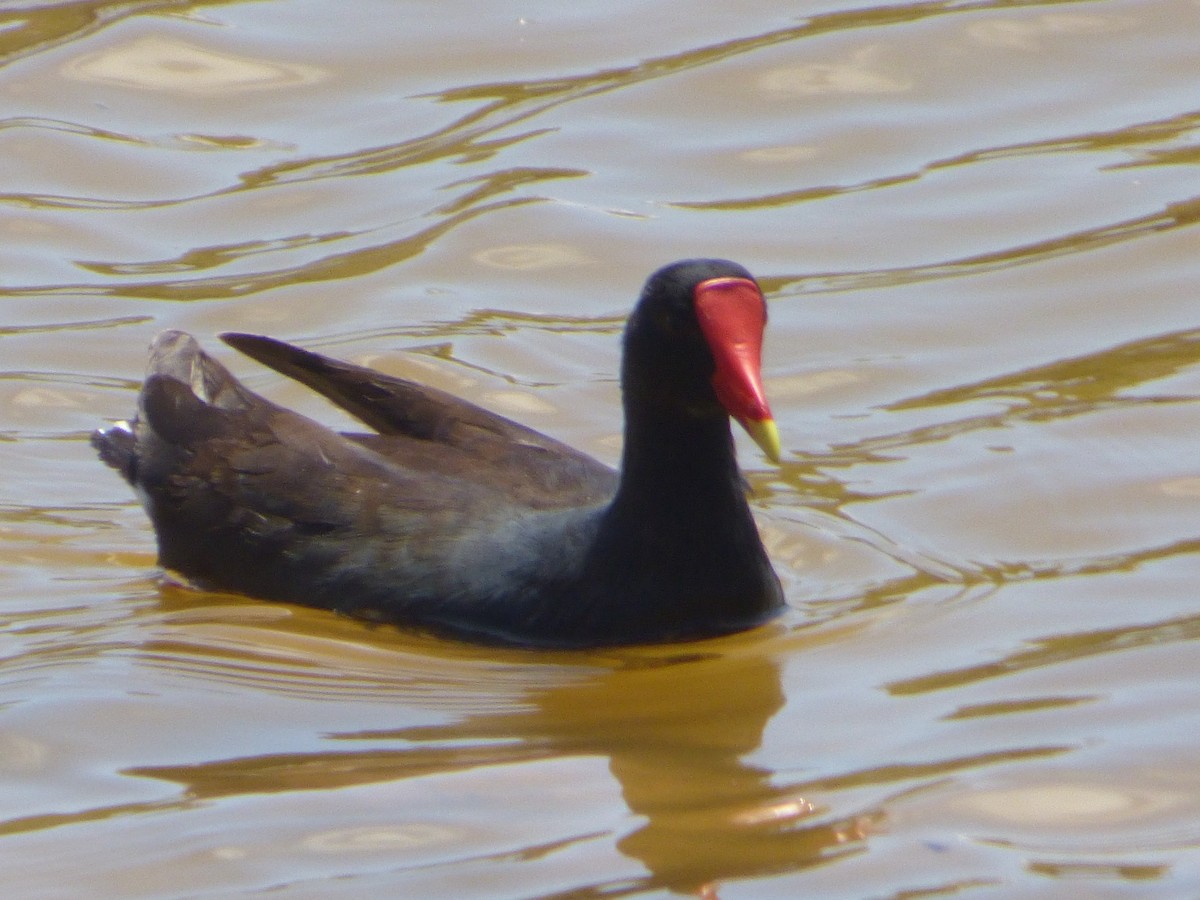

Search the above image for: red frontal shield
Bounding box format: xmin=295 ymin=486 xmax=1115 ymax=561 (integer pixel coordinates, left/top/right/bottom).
xmin=694 ymin=277 xmax=780 ymax=462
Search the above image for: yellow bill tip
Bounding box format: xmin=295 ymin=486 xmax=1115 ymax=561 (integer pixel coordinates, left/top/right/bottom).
xmin=741 ymin=417 xmax=782 ymax=464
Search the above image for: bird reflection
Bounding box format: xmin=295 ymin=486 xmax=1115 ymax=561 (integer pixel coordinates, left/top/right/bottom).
xmin=128 ymin=638 xmax=873 ymax=894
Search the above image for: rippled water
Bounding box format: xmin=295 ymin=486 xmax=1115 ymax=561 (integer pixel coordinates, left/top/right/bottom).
xmin=3 ymin=1 xmax=1199 ymax=896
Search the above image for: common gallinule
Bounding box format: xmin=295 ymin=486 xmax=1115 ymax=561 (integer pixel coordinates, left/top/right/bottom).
xmin=93 ymin=259 xmax=785 ymax=647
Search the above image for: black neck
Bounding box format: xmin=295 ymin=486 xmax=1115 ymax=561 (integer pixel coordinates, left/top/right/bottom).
xmin=573 ymin=399 xmax=778 ymax=637
xmin=596 ymin=395 xmax=768 ymax=582
xmin=613 ymin=407 xmax=746 ymax=520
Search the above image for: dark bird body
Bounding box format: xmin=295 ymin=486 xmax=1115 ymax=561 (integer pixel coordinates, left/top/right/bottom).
xmin=93 ymin=260 xmax=785 ymax=647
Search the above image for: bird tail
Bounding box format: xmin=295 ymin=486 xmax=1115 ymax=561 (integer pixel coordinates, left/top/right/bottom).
xmin=92 ymin=330 xmax=259 ymax=486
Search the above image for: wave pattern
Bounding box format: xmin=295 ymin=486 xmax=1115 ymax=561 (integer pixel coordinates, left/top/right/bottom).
xmin=2 ymin=0 xmax=1199 ymax=896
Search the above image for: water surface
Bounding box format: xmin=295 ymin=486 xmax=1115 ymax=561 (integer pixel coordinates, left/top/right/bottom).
xmin=2 ymin=0 xmax=1199 ymax=896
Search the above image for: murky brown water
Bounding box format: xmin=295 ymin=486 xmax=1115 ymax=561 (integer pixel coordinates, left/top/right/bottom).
xmin=2 ymin=0 xmax=1199 ymax=896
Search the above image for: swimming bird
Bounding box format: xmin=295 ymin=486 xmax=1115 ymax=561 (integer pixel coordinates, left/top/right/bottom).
xmin=93 ymin=259 xmax=785 ymax=647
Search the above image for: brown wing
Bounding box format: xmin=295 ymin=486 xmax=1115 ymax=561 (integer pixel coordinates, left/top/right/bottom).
xmin=219 ymin=332 xmax=616 ymax=509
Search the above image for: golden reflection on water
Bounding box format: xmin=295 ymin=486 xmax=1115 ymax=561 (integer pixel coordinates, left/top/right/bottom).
xmin=63 ymin=36 xmax=324 ymax=93
xmin=2 ymin=0 xmax=1200 ymax=896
